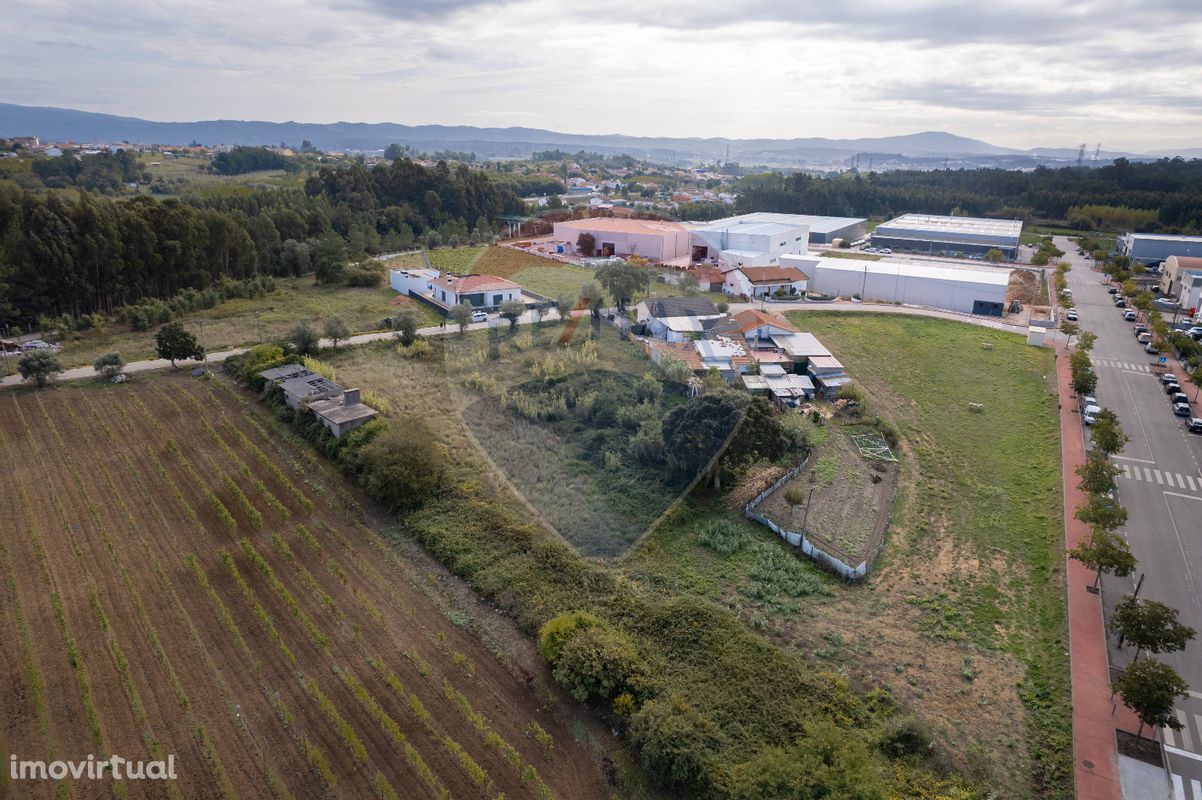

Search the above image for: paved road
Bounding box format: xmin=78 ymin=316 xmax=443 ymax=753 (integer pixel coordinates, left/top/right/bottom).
xmin=1056 ymin=236 xmax=1202 ymax=798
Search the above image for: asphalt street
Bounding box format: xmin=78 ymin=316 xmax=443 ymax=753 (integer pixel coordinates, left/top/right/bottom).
xmin=1057 ymin=237 xmax=1202 ymax=798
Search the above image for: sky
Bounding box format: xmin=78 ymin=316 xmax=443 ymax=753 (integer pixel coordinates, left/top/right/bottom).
xmin=4 ymin=0 xmax=1202 ymax=153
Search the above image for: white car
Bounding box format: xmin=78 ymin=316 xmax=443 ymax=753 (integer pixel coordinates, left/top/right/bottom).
xmin=470 ymin=310 xmax=488 ymax=323
xmin=877 ymin=247 xmax=892 ymax=254
xmin=1082 ymin=404 xmax=1102 ymax=425
xmin=1066 ymin=310 xmax=1079 ymax=321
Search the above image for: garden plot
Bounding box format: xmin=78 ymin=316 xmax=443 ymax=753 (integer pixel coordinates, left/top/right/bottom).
xmin=756 ymin=428 xmax=896 ymax=566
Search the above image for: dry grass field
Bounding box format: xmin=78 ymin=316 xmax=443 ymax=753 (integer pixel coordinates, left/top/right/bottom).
xmin=0 ymin=376 xmax=607 ymax=799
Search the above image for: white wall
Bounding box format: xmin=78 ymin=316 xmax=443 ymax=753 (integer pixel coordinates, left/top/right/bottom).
xmin=552 ymin=222 xmax=690 ymax=262
xmin=809 ymin=264 xmax=1006 ymax=313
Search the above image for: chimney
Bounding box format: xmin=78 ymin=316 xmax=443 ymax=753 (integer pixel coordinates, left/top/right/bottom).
xmin=344 ymin=388 xmax=361 ymax=407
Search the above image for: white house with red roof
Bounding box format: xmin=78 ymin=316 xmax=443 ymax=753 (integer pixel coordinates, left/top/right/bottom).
xmin=418 ymin=272 xmax=523 ymax=311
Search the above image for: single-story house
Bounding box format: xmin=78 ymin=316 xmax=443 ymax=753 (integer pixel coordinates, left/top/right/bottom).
xmin=723 ymin=266 xmax=809 ymax=298
xmin=389 ymin=267 xmax=439 ymax=296
xmin=711 ymin=309 xmax=799 ymax=347
xmin=308 ymin=388 xmax=378 ymax=438
xmin=277 ymin=372 xmax=343 ymax=410
xmin=425 ymin=273 xmax=522 ymax=311
xmin=633 ymin=296 xmax=725 ymax=342
xmin=688 ymin=266 xmax=725 ymax=292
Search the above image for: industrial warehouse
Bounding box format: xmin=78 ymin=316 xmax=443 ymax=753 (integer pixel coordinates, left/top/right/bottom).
xmin=783 ymin=255 xmax=1012 ymax=316
xmin=1118 ymin=232 xmax=1202 ymax=264
xmin=693 ymin=212 xmax=866 ymax=247
xmin=870 ymin=213 xmax=1023 ymax=259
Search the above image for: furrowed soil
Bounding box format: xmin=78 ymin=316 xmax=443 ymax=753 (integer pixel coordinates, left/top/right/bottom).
xmin=0 ymin=376 xmax=608 ymax=800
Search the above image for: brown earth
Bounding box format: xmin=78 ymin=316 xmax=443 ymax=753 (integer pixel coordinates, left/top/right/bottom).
xmin=0 ymin=376 xmax=609 ymax=800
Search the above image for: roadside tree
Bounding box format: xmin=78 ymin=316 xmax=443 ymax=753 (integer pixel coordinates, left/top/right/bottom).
xmin=155 ymin=322 xmax=204 ymax=368
xmin=1112 ymin=658 xmax=1189 ymax=742
xmin=324 ymin=316 xmax=350 ymax=349
xmin=499 ymin=299 xmax=525 ymax=329
xmin=288 ymin=322 xmax=320 ymax=356
xmin=1091 ymin=409 xmax=1129 ymax=458
xmin=984 ymin=248 xmax=1004 ymax=263
xmin=451 ymin=303 xmax=472 ymax=333
xmin=596 ymin=261 xmax=651 ymax=311
xmin=18 ymin=350 xmax=63 ymax=387
xmin=1110 ymin=596 xmax=1197 ymax=660
xmin=1077 ymin=330 xmax=1097 ymax=353
xmin=1074 ymin=493 xmax=1128 ymax=531
xmin=1068 ymin=528 xmax=1137 ymax=589
xmin=1060 ymin=321 xmax=1079 ymax=346
xmin=93 ymin=351 xmax=125 ymax=379
xmin=1076 ymin=454 xmax=1120 ymax=496
xmin=392 ymin=309 xmax=418 ymax=345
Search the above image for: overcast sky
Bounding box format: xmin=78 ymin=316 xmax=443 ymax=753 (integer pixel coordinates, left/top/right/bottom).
xmin=4 ymin=0 xmax=1202 ymax=153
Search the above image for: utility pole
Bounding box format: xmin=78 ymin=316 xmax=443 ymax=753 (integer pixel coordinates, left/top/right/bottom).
xmin=197 ymin=320 xmax=207 ymax=362
xmin=799 ymin=486 xmax=817 ymax=533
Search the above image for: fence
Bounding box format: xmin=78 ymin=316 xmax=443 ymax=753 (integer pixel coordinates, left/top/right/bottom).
xmin=745 ymin=457 xmax=880 ymax=581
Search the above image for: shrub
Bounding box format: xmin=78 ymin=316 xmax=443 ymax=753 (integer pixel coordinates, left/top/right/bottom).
xmin=695 ymin=519 xmax=748 ymax=556
xmin=728 ymin=721 xmax=884 ymax=800
xmin=629 ymin=694 xmax=723 ymax=793
xmin=343 ymin=422 xmax=447 ymax=512
xmin=537 ymin=611 xmax=601 ymax=664
xmin=552 ymin=625 xmax=647 ymax=704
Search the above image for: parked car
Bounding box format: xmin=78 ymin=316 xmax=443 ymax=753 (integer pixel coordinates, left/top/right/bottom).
xmin=1166 ymin=384 xmax=1182 ymax=397
xmin=1186 ymin=327 xmax=1202 ymax=337
xmin=1124 ymin=310 xmax=1137 ymax=321
xmin=1155 ymin=297 xmax=1178 ymax=308
xmin=1188 ymin=418 xmax=1202 ymax=434
xmin=1173 ymin=402 xmax=1192 ymax=417
xmin=1145 ymin=343 xmax=1160 ymax=354
xmin=1161 ymin=373 xmax=1181 ymax=385
xmin=1066 ymin=310 xmax=1079 ymax=321
xmin=1137 ymin=332 xmax=1152 ymax=343
xmin=1080 ymin=395 xmax=1099 ymax=407
xmin=864 ymin=247 xmax=878 ymax=253
xmin=1108 ymin=286 xmax=1119 ymax=294
xmin=1082 ymin=403 xmax=1102 ymax=425
xmin=1134 ymin=324 xmax=1148 ymax=335
xmin=1170 ymin=392 xmax=1190 ymax=406
xmin=877 ymin=247 xmax=892 ymax=254
xmin=1115 ymin=298 xmax=1127 ymax=308
xmin=470 ymin=310 xmax=488 ymax=323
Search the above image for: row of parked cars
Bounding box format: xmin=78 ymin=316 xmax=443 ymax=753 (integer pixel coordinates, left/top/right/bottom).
xmin=1159 ymin=372 xmax=1202 ymax=431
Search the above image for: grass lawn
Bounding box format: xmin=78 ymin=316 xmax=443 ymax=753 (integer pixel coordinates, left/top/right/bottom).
xmin=512 ymin=264 xmax=598 ymax=299
xmin=52 ymin=274 xmax=440 ymax=368
xmin=623 ymin=312 xmax=1070 ymax=800
xmin=428 ymin=245 xmax=486 ymax=273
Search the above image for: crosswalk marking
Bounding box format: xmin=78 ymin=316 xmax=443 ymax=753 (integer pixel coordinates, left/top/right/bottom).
xmin=1094 ymin=357 xmax=1153 ymax=372
xmin=1169 ymin=726 xmax=1178 ymax=747
xmin=1174 ymin=774 xmax=1185 ymax=800
xmin=1118 ymin=465 xmax=1202 ymax=495
xmin=1181 ymin=710 xmax=1194 ymax=751
xmin=1193 ymin=778 xmax=1201 ymax=799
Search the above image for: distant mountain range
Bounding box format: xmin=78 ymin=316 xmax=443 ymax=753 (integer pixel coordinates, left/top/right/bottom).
xmin=1 ymin=102 xmax=1194 ymax=167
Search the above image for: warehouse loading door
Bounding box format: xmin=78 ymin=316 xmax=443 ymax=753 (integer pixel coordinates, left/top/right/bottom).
xmin=972 ymin=300 xmax=1004 ymax=317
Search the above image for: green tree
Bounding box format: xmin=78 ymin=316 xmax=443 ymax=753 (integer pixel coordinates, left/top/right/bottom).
xmin=312 ymin=232 xmax=347 ymax=284
xmin=343 ymin=423 xmax=446 ymax=512
xmin=392 ymin=309 xmax=419 ymax=345
xmin=984 ymin=248 xmax=1004 ymax=263
xmin=288 ymin=321 xmax=320 ymax=356
xmin=323 ymin=316 xmax=350 ymax=349
xmin=728 ymin=721 xmax=884 ymax=800
xmin=1060 ymin=320 xmax=1079 ymax=346
xmin=1074 ymin=493 xmax=1128 ymax=531
xmin=1190 ymin=366 xmax=1202 ymax=403
xmin=1110 ymin=596 xmax=1197 ymax=660
xmin=576 ymin=232 xmax=596 ymax=256
xmin=1068 ymin=528 xmax=1137 ymax=589
xmin=451 ymin=303 xmax=473 ymax=333
xmin=499 ymin=299 xmax=525 ymax=328
xmin=93 ymin=351 xmax=125 ymax=379
xmin=552 ymin=625 xmax=647 ymax=704
xmin=579 ymin=282 xmax=605 ymax=319
xmin=538 ymin=611 xmax=602 ymax=664
xmin=1076 ymin=454 xmax=1120 ymax=496
xmin=424 ymin=230 xmax=442 ymax=250
xmin=1112 ymin=658 xmax=1189 ymax=742
xmin=661 ymin=392 xmax=744 ymax=480
xmin=17 ymin=350 xmax=63 ymax=387
xmin=678 ymin=273 xmax=700 ymax=296
xmin=596 ymin=261 xmax=651 ymax=310
xmin=1077 ymin=330 xmax=1097 ymax=353
xmin=154 ymin=322 xmax=204 ymax=368
xmin=1091 ymin=409 xmax=1129 ymax=458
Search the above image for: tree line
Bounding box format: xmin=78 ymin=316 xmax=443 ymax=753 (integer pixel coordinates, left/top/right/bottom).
xmin=736 ymin=158 xmax=1202 ymax=232
xmin=0 ymin=157 xmax=525 ymax=326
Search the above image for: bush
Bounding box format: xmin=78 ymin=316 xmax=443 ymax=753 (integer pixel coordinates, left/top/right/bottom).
xmin=343 ymin=423 xmax=447 ymax=512
xmin=629 ymin=694 xmax=723 ymax=793
xmin=552 ymin=625 xmax=647 ymax=704
xmin=695 ymin=519 xmax=749 ymax=556
xmin=343 ymin=265 xmax=382 ymax=287
xmin=728 ymin=721 xmax=884 ymax=800
xmin=538 ymin=611 xmax=601 ymax=663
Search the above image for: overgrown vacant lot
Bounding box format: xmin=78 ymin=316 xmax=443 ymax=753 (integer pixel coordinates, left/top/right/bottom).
xmin=623 ymin=312 xmax=1069 ymax=799
xmin=0 ymin=377 xmax=606 ymax=799
xmin=55 ymin=273 xmax=439 ymax=368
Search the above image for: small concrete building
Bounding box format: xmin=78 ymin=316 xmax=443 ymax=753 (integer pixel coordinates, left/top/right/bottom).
xmin=1119 ymin=233 xmax=1202 ymax=265
xmin=632 ymin=296 xmax=725 ymax=342
xmin=389 ymin=267 xmax=439 ymax=296
xmin=308 ymin=388 xmax=378 ymax=438
xmin=793 ymin=256 xmax=1011 ymax=316
xmin=871 ymin=213 xmax=1022 ymax=259
xmin=723 ymin=265 xmax=809 ymax=298
xmin=1159 ymin=255 xmax=1202 ymax=296
xmin=277 ymin=372 xmax=343 ymax=410
xmin=552 ymin=217 xmax=691 ymax=262
xmin=426 ymin=273 xmax=522 ymax=311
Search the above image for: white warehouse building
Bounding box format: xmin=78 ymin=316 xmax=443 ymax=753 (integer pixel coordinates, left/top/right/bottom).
xmin=785 ymin=255 xmax=1012 ymax=316
xmin=688 ymin=215 xmax=810 ymax=269
xmin=1118 ymin=233 xmax=1202 ymax=264
xmin=871 ymin=213 xmax=1022 ymax=259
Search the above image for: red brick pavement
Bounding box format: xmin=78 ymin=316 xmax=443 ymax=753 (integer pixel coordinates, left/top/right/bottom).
xmin=1054 ymin=342 xmax=1144 ymax=800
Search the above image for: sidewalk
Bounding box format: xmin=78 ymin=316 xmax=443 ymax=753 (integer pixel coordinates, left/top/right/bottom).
xmin=1054 ymin=341 xmax=1145 ymax=800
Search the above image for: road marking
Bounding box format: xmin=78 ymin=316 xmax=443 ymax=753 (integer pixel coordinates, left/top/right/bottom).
xmin=1156 ymin=469 xmax=1166 ymax=485
xmin=1120 ymin=464 xmax=1132 ymax=479
xmin=1194 ymin=779 xmax=1202 ymax=800
xmin=1181 ymin=710 xmax=1195 ymax=751
xmin=1174 ymin=773 xmax=1185 ymax=800
xmin=1115 ymin=455 xmax=1157 ymax=464
xmin=1146 ymin=467 xmax=1155 ymax=482
xmin=1169 ymin=725 xmax=1178 ymax=747
xmin=1166 ymin=498 xmax=1197 ymax=586
xmin=1168 ymin=744 xmax=1202 ymax=762
xmin=1165 ymin=491 xmax=1202 ymax=502
xmin=1189 ymin=476 xmax=1199 ymax=491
